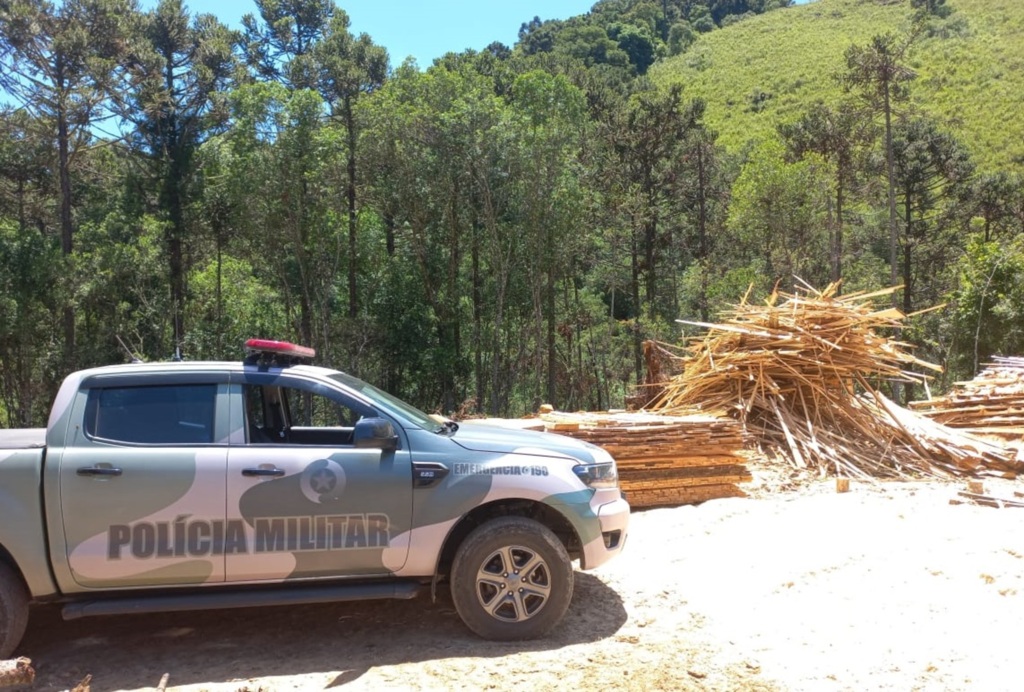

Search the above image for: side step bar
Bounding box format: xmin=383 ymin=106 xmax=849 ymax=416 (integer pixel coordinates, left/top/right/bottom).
xmin=62 ymin=580 xmax=422 ymax=620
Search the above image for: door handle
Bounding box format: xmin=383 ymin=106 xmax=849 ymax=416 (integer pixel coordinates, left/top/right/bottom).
xmin=77 ymin=466 xmax=123 ymax=477
xmin=242 ymin=467 xmax=286 ymax=477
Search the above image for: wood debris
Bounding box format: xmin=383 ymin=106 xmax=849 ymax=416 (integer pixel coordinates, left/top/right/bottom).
xmin=953 ymin=491 xmax=1024 ymax=509
xmin=910 ymin=357 xmax=1024 ymax=438
xmin=69 ymin=674 xmax=92 ymax=692
xmin=626 ymin=341 xmax=678 ymax=410
xmin=537 ymin=410 xmax=752 ymax=508
xmin=645 ymin=282 xmax=1021 ymax=479
xmin=0 ymin=658 xmax=35 ymax=688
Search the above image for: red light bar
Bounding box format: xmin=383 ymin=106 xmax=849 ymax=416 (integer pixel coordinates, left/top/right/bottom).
xmin=244 ymin=339 xmax=316 ymax=360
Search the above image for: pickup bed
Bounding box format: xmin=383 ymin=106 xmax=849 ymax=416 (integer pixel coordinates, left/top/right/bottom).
xmin=0 ymin=341 xmax=629 ymax=656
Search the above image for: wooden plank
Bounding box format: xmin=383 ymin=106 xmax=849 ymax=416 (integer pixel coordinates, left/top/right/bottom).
xmin=625 ymin=484 xmax=747 ymax=508
xmin=521 ymin=408 xmax=753 ymax=508
xmin=957 ymin=491 xmax=1024 ymax=509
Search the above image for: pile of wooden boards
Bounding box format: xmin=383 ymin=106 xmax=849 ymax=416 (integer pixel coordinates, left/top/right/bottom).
xmin=911 ymin=357 xmax=1024 ymax=438
xmin=536 ymin=410 xmax=751 ymax=508
xmin=645 ymin=282 xmax=1020 ymax=479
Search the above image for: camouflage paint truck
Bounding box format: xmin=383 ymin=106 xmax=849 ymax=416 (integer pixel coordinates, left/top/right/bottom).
xmin=0 ymin=340 xmax=629 ymax=657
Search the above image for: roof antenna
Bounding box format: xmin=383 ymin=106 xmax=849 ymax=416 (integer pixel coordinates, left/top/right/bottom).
xmin=172 ymin=345 xmax=183 ymax=362
xmin=115 ymin=335 xmax=143 ymax=364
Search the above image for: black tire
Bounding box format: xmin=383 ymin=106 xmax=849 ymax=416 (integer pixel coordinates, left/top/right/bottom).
xmin=450 ymin=516 xmax=573 ymax=640
xmin=0 ymin=562 xmax=28 ymax=659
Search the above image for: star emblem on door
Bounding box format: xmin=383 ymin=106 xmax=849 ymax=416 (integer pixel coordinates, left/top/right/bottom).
xmin=310 ymin=467 xmax=337 ymax=493
xmin=300 ymin=458 xmax=347 ymax=504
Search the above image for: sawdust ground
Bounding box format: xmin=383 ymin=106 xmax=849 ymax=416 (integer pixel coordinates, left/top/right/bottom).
xmin=16 ymin=468 xmax=1024 ymax=691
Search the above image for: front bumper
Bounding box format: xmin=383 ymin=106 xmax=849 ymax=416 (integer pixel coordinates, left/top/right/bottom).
xmin=580 ymin=491 xmax=630 ymax=570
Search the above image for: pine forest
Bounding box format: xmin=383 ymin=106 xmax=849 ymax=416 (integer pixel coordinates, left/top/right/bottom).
xmin=2 ymin=0 xmax=1023 ymax=426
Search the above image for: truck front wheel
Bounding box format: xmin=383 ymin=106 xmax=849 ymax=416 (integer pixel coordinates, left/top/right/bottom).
xmin=451 ymin=516 xmax=573 ymax=640
xmin=0 ymin=562 xmax=28 ymax=659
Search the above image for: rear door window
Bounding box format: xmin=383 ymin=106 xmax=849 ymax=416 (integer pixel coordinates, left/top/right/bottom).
xmin=84 ymin=384 xmax=217 ymax=445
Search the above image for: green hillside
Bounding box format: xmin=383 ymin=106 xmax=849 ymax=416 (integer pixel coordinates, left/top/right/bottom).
xmin=652 ymin=0 xmax=1024 ymax=173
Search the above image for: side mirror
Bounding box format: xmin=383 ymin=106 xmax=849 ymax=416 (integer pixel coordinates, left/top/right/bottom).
xmin=353 ymin=417 xmax=398 ymax=451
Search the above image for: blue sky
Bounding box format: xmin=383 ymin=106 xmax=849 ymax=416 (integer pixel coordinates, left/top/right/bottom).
xmin=142 ymin=0 xmax=596 ymax=67
xmin=144 ymin=0 xmax=814 ymax=68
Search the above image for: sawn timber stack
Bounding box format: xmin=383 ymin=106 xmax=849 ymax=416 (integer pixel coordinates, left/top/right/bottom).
xmin=539 ymin=411 xmax=751 ymax=508
xmin=910 ymin=357 xmax=1024 ymax=438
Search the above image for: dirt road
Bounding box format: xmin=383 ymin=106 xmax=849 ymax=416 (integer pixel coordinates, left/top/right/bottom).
xmin=17 ymin=478 xmax=1024 ymax=691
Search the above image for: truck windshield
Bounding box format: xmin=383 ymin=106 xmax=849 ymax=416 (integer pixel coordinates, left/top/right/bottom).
xmin=328 ymin=373 xmax=442 ymax=433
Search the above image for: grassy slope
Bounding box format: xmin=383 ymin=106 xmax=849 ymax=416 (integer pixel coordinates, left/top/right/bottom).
xmin=651 ymin=0 xmax=1024 ymax=173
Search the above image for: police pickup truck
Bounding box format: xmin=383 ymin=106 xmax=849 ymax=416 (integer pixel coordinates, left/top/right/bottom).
xmin=0 ymin=340 xmax=629 ymax=656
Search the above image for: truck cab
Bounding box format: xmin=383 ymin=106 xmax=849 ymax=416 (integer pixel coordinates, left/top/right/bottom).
xmin=0 ymin=340 xmax=629 ymax=654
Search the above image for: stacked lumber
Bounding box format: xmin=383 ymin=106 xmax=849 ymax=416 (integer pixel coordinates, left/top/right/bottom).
xmin=910 ymin=357 xmax=1024 ymax=437
xmin=537 ymin=410 xmax=752 ymax=508
xmin=646 ymin=282 xmax=1021 ymax=479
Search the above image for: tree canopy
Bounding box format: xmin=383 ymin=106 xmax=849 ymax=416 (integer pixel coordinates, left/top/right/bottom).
xmin=0 ymin=0 xmax=1021 ymax=426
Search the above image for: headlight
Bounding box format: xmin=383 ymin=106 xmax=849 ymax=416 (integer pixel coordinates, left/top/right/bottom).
xmin=573 ymin=460 xmax=619 ymax=489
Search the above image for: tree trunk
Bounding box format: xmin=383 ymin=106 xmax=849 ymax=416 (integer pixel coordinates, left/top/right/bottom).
xmin=385 ymin=211 xmax=395 ymax=257
xmin=696 ymin=142 xmax=710 ymax=322
xmin=448 ymin=180 xmax=463 ymax=410
xmin=545 ymin=223 xmax=557 ymax=406
xmin=883 ymin=82 xmax=903 ymax=403
xmin=826 ymin=180 xmax=836 ymax=282
xmin=573 ymin=276 xmax=585 ymax=410
xmin=57 ymin=109 xmax=73 ymax=257
xmin=167 ymin=169 xmax=186 ymax=353
xmin=16 ymin=179 xmax=25 ymax=235
xmin=883 ymin=84 xmax=899 ymax=301
xmin=216 ymin=231 xmax=223 ymax=357
xmin=345 ymin=97 xmax=359 ymax=319
xmin=631 ymin=220 xmax=642 ymax=384
xmin=546 ymin=272 xmax=556 ymax=406
xmin=160 ymin=48 xmax=187 ymax=354
xmin=471 ymin=219 xmax=483 ymax=413
xmin=643 ymin=193 xmax=658 ymax=309
xmin=295 ymin=192 xmax=314 ymax=350
xmin=437 ymin=320 xmax=455 ymax=413
xmin=835 ymin=170 xmax=845 ymax=286
xmin=489 ymin=272 xmax=507 ymax=417
xmin=57 ymin=102 xmax=76 ymax=370
xmin=903 ymin=195 xmax=914 ymax=316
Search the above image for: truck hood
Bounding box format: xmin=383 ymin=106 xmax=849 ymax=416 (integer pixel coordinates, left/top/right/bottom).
xmin=452 ymin=422 xmax=606 ymax=463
